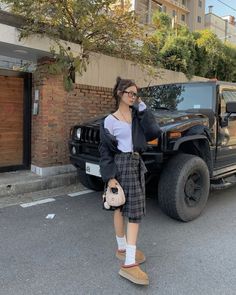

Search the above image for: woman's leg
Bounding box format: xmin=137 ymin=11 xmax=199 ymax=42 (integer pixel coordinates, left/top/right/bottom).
xmin=125 ymin=221 xmax=139 ymax=265
xmin=114 ymin=208 xmax=125 ymax=237
xmin=114 ymin=209 xmax=126 ymax=251
xmin=127 ymin=222 xmax=139 ymax=245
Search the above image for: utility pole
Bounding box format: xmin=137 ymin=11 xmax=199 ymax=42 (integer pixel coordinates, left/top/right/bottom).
xmin=147 ymin=0 xmax=152 ymax=24
xmin=172 ymin=15 xmax=178 ymax=36
xmin=120 ymin=0 xmax=125 ymax=11
xmin=225 ymin=19 xmax=228 ymax=42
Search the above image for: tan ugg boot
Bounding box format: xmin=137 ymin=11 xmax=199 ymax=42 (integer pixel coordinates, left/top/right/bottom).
xmin=119 ymin=264 xmax=149 ymax=285
xmin=116 ymin=249 xmax=146 ymax=264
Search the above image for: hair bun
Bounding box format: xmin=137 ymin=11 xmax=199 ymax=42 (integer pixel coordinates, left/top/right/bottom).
xmin=116 ymin=76 xmax=122 ymax=84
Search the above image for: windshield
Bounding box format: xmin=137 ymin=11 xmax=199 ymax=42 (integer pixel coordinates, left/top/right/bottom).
xmin=139 ymin=83 xmax=215 ymax=111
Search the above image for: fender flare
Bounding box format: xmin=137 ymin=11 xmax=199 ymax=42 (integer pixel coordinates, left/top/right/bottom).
xmin=173 ymin=134 xmax=213 ymax=176
xmin=173 ymin=135 xmax=209 ymax=151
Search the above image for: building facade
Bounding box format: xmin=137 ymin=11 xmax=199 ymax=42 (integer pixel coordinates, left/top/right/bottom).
xmin=205 ymin=12 xmax=236 ymax=45
xmin=130 ymin=0 xmax=205 ymax=31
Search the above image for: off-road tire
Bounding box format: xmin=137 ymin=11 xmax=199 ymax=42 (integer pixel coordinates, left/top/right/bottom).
xmin=158 ymin=153 xmax=210 ymax=222
xmin=77 ymin=168 xmax=103 ymax=191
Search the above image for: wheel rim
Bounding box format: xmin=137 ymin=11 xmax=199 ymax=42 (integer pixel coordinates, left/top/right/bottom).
xmin=184 ymin=172 xmax=202 ymax=207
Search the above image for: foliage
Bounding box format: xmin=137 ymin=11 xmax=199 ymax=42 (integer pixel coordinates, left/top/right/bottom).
xmin=219 ymin=43 xmax=236 ymax=82
xmin=152 ymin=11 xmax=171 ymax=31
xmin=139 ymin=84 xmax=184 ymax=110
xmin=144 ymin=11 xmax=196 ymax=78
xmin=160 ymin=33 xmax=196 ymax=78
xmin=141 ymin=11 xmax=172 ymax=68
xmin=194 ymin=30 xmax=224 ymax=78
xmin=1 ymin=3 xmax=236 ymax=86
xmin=145 ymin=11 xmax=236 ymax=82
xmin=1 ymin=0 xmax=145 ymax=90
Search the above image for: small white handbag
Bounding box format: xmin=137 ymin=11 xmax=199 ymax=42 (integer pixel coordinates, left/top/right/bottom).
xmin=102 ymin=183 xmax=126 ymax=209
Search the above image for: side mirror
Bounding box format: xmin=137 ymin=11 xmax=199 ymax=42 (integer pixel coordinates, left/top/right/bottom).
xmin=226 ymin=101 xmax=236 ymax=113
xmin=220 ymin=101 xmax=236 ymax=128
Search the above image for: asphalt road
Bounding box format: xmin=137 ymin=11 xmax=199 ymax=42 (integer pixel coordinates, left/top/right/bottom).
xmin=1 ymin=186 xmax=236 ymax=295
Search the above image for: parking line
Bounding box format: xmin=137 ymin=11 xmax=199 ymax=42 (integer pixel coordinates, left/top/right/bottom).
xmin=20 ymin=198 xmax=56 ymax=208
xmin=68 ymin=190 xmax=94 ymax=197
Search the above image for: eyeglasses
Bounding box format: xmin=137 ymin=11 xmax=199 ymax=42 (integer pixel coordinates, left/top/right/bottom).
xmin=123 ymin=91 xmax=138 ymax=98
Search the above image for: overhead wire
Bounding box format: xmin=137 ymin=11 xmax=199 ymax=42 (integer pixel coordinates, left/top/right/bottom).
xmin=215 ymin=0 xmax=236 ymax=13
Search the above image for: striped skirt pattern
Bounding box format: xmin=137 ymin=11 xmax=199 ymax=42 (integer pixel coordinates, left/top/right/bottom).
xmin=114 ymin=152 xmax=147 ymax=222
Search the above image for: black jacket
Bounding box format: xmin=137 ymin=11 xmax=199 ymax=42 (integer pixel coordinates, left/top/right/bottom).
xmin=99 ymin=103 xmax=161 ymax=182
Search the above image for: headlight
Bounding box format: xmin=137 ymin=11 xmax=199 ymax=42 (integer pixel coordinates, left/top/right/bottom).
xmin=72 ymin=146 xmax=76 ymax=155
xmin=168 ymin=131 xmax=182 ymax=139
xmin=148 ymin=138 xmax=158 ymax=145
xmin=76 ymin=128 xmax=82 ymax=139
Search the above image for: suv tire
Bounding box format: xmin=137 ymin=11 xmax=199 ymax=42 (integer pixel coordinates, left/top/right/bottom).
xmin=158 ymin=153 xmax=210 ymax=222
xmin=77 ymin=168 xmax=104 ymax=191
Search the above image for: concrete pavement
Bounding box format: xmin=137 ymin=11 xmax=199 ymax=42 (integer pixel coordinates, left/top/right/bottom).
xmin=0 ymin=170 xmax=79 ymax=198
xmin=1 ymin=185 xmax=236 ymax=294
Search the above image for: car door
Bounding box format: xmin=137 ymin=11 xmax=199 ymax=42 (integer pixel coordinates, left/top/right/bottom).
xmin=215 ymin=86 xmax=236 ymax=171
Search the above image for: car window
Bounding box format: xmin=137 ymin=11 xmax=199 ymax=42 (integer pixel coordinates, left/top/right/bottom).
xmin=221 ymin=90 xmax=236 ymax=145
xmin=221 ymin=90 xmax=236 ymax=116
xmin=139 ymin=83 xmax=214 ymax=111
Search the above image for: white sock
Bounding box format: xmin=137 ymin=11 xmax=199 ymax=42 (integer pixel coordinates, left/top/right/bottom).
xmin=116 ymin=235 xmax=127 ymax=251
xmin=125 ymin=244 xmax=136 ymax=265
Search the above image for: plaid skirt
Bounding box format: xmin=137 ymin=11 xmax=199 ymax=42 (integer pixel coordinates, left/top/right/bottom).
xmin=114 ymin=152 xmax=147 ymax=222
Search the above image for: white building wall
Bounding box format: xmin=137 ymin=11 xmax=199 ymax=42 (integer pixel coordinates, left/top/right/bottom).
xmin=205 ymin=13 xmax=236 ymax=44
xmin=75 ymin=52 xmax=208 ymax=89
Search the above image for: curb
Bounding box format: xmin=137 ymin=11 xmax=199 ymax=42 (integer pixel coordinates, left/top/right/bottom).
xmin=0 ymin=172 xmax=79 ymax=198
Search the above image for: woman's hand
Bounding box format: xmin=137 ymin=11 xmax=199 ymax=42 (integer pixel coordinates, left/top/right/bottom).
xmin=108 ymin=178 xmax=118 ymax=188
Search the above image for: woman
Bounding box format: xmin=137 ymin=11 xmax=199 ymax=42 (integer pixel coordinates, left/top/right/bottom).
xmin=99 ymin=77 xmax=161 ymax=285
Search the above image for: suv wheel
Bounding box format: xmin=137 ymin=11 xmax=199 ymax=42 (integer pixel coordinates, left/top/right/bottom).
xmin=158 ymin=153 xmax=210 ymax=222
xmin=77 ymin=168 xmax=104 ymax=191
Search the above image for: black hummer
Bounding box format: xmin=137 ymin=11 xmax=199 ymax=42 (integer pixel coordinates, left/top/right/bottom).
xmin=68 ymin=81 xmax=236 ymax=222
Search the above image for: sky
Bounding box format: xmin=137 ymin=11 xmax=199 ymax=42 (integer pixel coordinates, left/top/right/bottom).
xmin=205 ymin=0 xmax=236 ymax=17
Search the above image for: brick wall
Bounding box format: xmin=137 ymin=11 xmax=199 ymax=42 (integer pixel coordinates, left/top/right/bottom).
xmin=31 ymin=63 xmax=115 ymax=168
xmin=67 ymin=84 xmax=114 ymax=127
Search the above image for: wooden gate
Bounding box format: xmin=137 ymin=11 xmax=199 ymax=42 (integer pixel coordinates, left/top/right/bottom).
xmin=0 ymin=70 xmax=31 ymax=172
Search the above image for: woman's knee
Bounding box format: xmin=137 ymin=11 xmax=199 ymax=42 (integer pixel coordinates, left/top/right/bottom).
xmin=128 ymin=217 xmax=142 ymax=224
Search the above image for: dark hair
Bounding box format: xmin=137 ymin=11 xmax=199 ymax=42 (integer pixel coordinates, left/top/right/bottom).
xmin=113 ymin=76 xmax=137 ymax=107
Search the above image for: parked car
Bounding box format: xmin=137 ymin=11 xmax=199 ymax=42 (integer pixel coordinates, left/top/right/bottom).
xmin=68 ymin=81 xmax=236 ymax=222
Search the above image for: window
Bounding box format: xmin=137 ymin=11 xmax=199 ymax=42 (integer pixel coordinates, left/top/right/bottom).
xmin=182 ymin=0 xmax=186 ymax=5
xmin=220 ymin=90 xmax=236 ymax=145
xmin=181 ymin=14 xmax=185 ymax=22
xmin=172 ymin=10 xmax=176 ymax=17
xmin=162 ymin=5 xmax=166 ymax=13
xmin=139 ymin=83 xmax=214 ymax=111
xmin=197 ymin=16 xmax=202 ymax=23
xmin=198 ymin=0 xmax=202 ymax=8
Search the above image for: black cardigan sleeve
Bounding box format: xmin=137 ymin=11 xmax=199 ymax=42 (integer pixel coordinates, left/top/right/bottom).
xmin=99 ymin=123 xmax=117 ymax=183
xmin=135 ymin=105 xmax=162 ymax=141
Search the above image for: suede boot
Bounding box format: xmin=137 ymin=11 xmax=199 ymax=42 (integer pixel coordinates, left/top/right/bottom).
xmin=119 ymin=263 xmax=149 ymax=285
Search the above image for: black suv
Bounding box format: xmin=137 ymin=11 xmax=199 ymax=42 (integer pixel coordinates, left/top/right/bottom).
xmin=68 ymin=81 xmax=236 ymax=222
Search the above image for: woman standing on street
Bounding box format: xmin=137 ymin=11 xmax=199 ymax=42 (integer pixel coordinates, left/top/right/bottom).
xmin=99 ymin=77 xmax=161 ymax=285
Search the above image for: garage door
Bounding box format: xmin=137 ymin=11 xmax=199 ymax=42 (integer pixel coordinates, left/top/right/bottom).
xmin=0 ymin=70 xmax=31 ymax=172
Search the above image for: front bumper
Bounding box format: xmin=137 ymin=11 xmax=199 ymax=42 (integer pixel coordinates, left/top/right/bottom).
xmin=69 ymin=140 xmax=164 ymax=175
xmin=70 ymin=153 xmax=100 ymax=170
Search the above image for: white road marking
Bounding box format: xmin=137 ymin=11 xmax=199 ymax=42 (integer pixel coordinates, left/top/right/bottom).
xmin=68 ymin=189 xmax=94 ymax=197
xmin=20 ymin=198 xmax=55 ymax=208
xmin=46 ymin=214 xmax=56 ymax=219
